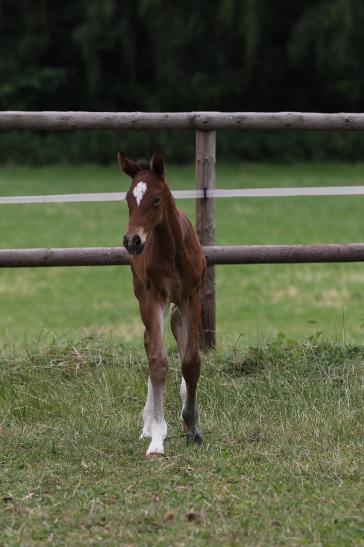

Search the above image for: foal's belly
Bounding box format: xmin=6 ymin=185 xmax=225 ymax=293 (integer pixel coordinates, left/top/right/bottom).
xmin=153 ymin=277 xmax=186 ymax=307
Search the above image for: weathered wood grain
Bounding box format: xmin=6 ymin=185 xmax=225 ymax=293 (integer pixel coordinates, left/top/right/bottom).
xmin=1 ymin=111 xmax=364 ymax=130
xmin=196 ymin=130 xmax=216 ymax=350
xmin=2 ymin=244 xmax=364 ymax=267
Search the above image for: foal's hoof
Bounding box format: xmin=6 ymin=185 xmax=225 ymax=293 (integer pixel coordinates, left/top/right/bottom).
xmin=187 ymin=429 xmax=203 ymax=445
xmin=146 ymin=442 xmax=165 ymax=459
xmin=146 ymin=451 xmax=164 ymax=460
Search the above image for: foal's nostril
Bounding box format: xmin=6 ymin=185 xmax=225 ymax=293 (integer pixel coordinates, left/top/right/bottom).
xmin=132 ymin=235 xmax=141 ymax=249
xmin=124 ymin=234 xmax=143 ymax=255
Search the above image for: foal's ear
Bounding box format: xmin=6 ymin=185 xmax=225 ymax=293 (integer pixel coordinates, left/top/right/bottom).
xmin=117 ymin=152 xmax=140 ymax=178
xmin=150 ymin=150 xmax=165 ymax=180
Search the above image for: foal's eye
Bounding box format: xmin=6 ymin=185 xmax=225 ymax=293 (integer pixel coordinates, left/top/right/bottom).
xmin=153 ymin=195 xmax=161 ymax=206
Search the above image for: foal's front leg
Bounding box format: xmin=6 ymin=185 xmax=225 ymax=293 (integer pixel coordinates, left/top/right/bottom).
xmin=141 ymin=299 xmax=168 ymax=458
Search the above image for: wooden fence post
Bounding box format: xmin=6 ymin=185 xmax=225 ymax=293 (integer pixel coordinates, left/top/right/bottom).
xmin=195 ymin=130 xmax=216 ymax=350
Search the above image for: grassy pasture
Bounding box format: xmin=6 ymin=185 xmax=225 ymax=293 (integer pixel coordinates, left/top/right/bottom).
xmin=1 ymin=162 xmax=364 ymax=348
xmin=1 ymin=337 xmax=364 ymax=544
xmin=1 ymin=163 xmax=364 ymax=544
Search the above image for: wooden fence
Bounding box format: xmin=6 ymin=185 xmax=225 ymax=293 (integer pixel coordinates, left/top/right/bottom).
xmin=1 ymin=111 xmax=364 ymax=350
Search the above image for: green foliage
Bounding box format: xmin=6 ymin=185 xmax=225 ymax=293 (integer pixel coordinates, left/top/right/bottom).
xmin=1 ymin=1 xmax=364 ymax=162
xmin=3 ymin=130 xmax=364 ymax=165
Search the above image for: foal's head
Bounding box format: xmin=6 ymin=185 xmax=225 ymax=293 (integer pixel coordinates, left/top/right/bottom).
xmin=118 ymin=151 xmax=167 ymax=255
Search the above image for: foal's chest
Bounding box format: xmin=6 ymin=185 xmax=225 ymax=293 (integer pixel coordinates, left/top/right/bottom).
xmin=132 ymin=256 xmax=186 ymax=304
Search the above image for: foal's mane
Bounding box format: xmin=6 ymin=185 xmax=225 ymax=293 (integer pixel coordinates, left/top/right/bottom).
xmin=136 ymin=159 xmax=150 ymax=171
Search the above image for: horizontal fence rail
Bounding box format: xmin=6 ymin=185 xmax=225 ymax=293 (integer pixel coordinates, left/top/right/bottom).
xmin=2 ymin=244 xmax=364 ymax=268
xmin=2 ymin=186 xmax=364 ymax=204
xmin=2 ymin=109 xmax=364 ymax=349
xmin=2 ymin=111 xmax=364 ymax=131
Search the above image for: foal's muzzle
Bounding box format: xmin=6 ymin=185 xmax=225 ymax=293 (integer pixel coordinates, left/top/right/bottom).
xmin=123 ymin=234 xmax=144 ymax=255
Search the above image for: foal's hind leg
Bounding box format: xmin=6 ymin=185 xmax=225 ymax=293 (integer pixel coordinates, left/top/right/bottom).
xmin=171 ymin=306 xmax=187 ymax=431
xmin=178 ymin=296 xmax=203 ymax=444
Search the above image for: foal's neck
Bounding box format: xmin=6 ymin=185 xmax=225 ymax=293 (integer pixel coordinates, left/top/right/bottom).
xmin=153 ymin=186 xmax=185 ymax=257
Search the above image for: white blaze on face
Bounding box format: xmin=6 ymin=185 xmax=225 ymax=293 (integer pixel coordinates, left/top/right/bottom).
xmin=133 ymin=181 xmax=147 ymax=206
xmin=138 ymin=228 xmax=147 ymax=245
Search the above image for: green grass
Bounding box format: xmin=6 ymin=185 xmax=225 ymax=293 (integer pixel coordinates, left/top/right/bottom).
xmin=1 ymin=336 xmax=363 ymax=544
xmin=1 ymin=164 xmax=364 ymax=543
xmin=1 ymin=162 xmax=364 ymax=348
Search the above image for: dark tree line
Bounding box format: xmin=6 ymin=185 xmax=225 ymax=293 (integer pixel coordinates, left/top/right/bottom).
xmin=1 ymin=0 xmax=364 ymax=163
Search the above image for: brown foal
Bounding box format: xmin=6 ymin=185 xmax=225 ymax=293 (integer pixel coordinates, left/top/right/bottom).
xmin=118 ymin=151 xmax=206 ymax=458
